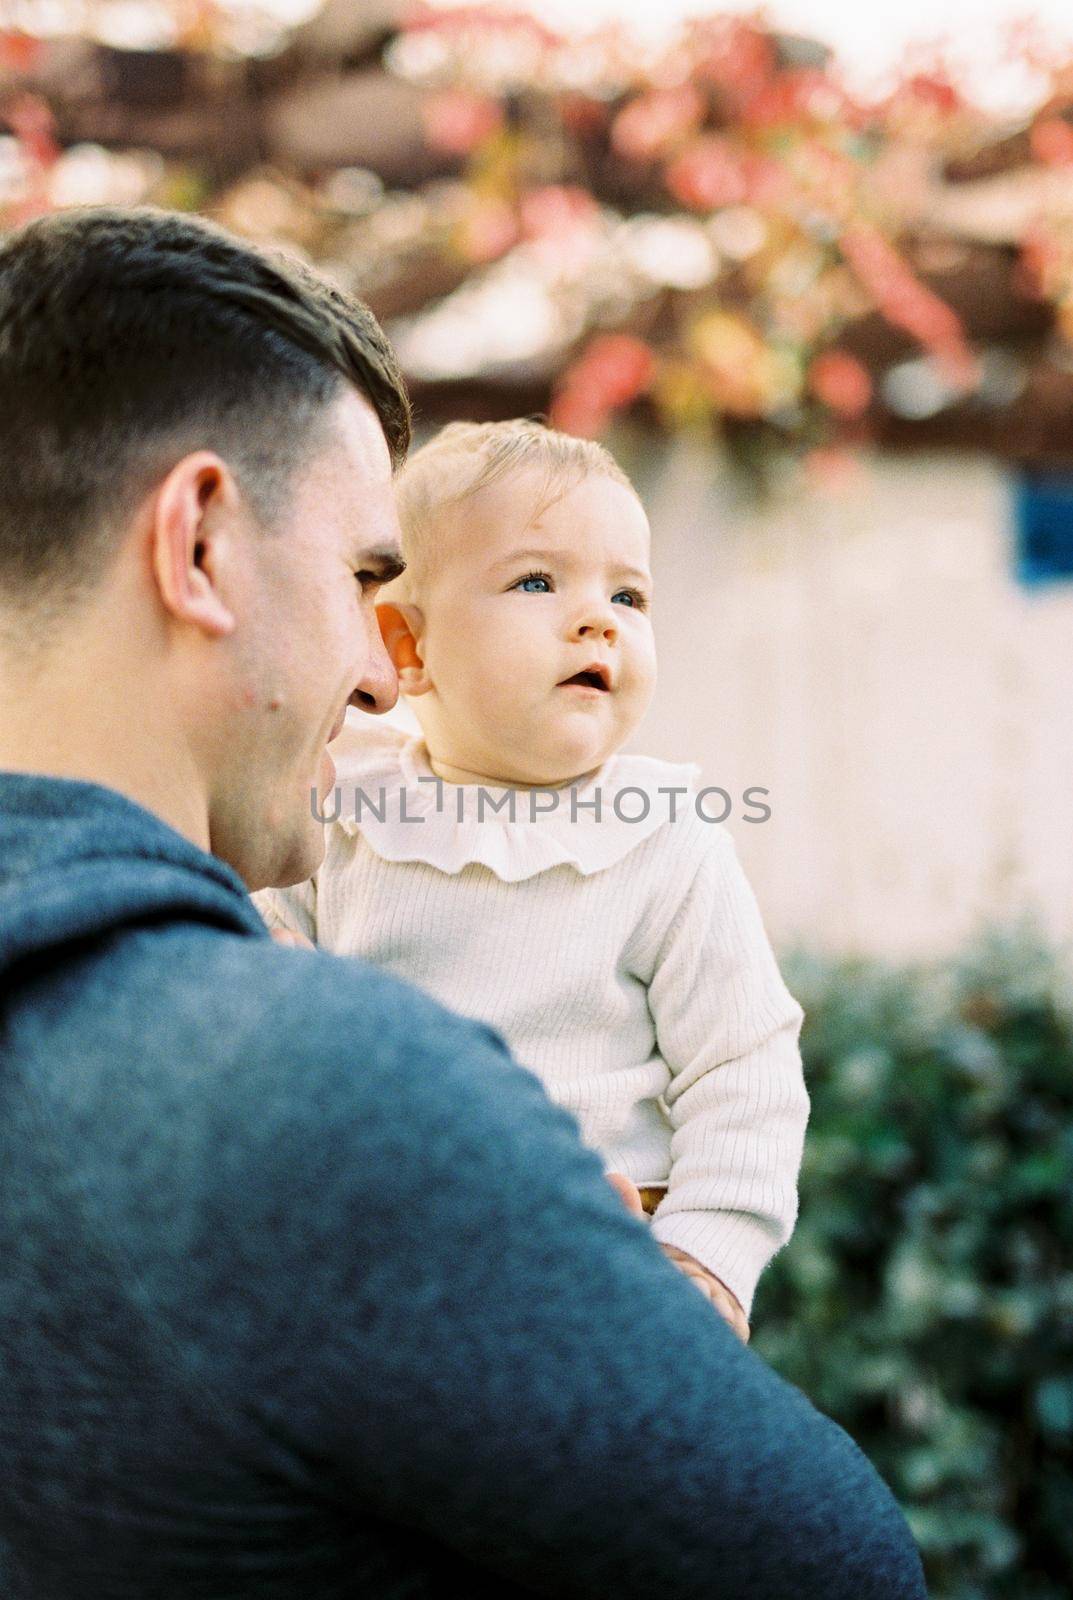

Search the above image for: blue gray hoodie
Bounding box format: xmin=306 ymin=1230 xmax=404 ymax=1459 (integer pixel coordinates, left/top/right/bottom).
xmin=0 ymin=773 xmax=926 ymax=1599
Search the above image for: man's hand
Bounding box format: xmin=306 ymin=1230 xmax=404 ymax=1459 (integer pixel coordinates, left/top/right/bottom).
xmin=605 ymin=1173 xmax=750 ymax=1342
xmin=269 ymin=926 xmax=315 ymax=950
xmin=658 ymin=1244 xmax=750 ymax=1342
xmin=605 ymin=1170 xmax=646 ymax=1217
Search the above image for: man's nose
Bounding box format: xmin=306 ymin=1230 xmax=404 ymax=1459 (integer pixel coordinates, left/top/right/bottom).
xmin=349 ymin=618 xmax=399 ymax=716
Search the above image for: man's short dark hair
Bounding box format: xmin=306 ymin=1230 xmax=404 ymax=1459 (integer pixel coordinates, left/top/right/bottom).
xmin=0 ymin=206 xmax=411 ymax=612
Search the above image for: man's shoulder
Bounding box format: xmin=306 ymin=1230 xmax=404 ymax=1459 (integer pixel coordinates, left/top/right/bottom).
xmin=163 ymin=928 xmax=557 ymax=1142
xmin=114 ymin=923 xmax=509 ymax=1084
xmin=103 ymin=929 xmax=589 ymax=1280
xmin=39 ymin=922 xmax=557 ymax=1243
xmin=25 ymin=918 xmax=518 ymax=1150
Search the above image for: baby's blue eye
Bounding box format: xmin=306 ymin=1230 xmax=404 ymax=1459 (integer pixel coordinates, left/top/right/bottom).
xmin=513 ymin=572 xmax=552 ymax=593
xmin=612 ymin=588 xmax=647 ymax=609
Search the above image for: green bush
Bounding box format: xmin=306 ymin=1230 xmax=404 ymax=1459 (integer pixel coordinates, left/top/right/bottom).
xmin=752 ymin=931 xmax=1073 ymax=1600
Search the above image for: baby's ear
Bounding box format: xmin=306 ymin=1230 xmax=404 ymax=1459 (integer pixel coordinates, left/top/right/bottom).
xmin=376 ymin=602 xmax=432 ymax=695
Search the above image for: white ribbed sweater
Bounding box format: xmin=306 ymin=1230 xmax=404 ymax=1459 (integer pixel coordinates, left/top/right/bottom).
xmin=255 ymin=723 xmax=808 ymax=1314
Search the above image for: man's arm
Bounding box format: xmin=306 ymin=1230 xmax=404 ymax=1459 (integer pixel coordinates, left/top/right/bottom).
xmin=218 ymin=950 xmax=925 ymax=1600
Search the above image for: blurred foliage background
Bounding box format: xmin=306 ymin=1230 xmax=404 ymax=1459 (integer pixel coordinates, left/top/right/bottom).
xmin=754 ymin=931 xmax=1073 ymax=1597
xmin=8 ymin=1 xmax=1073 ymax=471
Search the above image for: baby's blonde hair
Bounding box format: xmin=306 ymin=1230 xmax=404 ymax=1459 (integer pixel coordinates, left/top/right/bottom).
xmin=388 ymin=418 xmax=637 ymax=604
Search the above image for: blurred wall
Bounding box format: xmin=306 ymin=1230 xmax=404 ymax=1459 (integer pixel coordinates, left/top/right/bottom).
xmin=619 ymin=438 xmax=1073 ymax=961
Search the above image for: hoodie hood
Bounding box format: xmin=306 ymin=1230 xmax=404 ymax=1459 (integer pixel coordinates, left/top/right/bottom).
xmin=0 ymin=773 xmax=268 ymax=985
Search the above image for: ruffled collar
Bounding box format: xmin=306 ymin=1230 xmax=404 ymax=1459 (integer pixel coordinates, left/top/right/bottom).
xmin=326 ymin=720 xmax=699 ymax=882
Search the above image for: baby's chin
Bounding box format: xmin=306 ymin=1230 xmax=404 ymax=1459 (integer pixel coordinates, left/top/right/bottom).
xmin=548 ymin=714 xmax=633 ymax=773
xmin=422 ymin=740 xmax=601 ymax=789
xmin=426 ymin=707 xmax=631 ymax=787
xmin=499 ymin=731 xmax=621 ymax=788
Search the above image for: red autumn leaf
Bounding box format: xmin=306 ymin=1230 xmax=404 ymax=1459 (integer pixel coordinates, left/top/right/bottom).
xmin=742 ymin=70 xmax=850 ymax=130
xmin=1031 ymin=116 xmax=1073 ymax=168
xmin=518 ymin=184 xmax=599 ymax=241
xmin=665 ymin=135 xmax=748 ymax=211
xmin=610 ymin=84 xmax=705 ymax=164
xmin=739 ymin=148 xmax=791 ymax=208
xmin=690 ymin=19 xmax=775 ymax=108
xmin=808 ymin=350 xmax=873 ymax=419
xmin=549 ymin=386 xmax=611 ymax=439
xmin=2 ymin=93 xmax=59 ymax=169
xmin=551 ymin=333 xmax=656 ymax=437
xmin=840 ymin=222 xmax=974 ymax=383
xmin=422 ymin=89 xmax=503 ymax=156
xmin=576 ymin=333 xmax=655 ymax=406
xmin=0 ymin=31 xmax=41 ymax=73
xmin=904 ymin=73 xmax=963 ymax=116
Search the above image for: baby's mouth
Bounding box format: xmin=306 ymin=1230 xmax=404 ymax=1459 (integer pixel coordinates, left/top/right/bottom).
xmin=559 ymin=666 xmax=611 ymax=692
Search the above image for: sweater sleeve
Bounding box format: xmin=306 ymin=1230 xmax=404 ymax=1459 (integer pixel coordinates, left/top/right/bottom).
xmin=250 ymin=875 xmax=318 ymax=944
xmin=644 ymin=824 xmax=809 ymax=1316
xmin=221 ymin=951 xmax=923 ymax=1600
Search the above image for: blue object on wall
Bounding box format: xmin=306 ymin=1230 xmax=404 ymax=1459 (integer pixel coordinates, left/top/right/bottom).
xmin=1013 ymin=469 xmax=1073 ymax=587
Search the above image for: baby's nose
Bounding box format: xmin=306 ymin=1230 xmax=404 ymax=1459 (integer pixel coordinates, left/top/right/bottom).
xmin=574 ymin=610 xmax=618 ymax=641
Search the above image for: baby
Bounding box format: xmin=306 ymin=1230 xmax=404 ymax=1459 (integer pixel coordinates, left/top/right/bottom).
xmin=256 ymin=419 xmax=809 ymax=1339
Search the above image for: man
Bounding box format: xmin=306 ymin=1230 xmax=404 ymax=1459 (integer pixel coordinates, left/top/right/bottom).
xmin=0 ymin=207 xmax=925 ymax=1598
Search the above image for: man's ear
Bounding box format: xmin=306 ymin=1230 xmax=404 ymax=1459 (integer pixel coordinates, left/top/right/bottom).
xmin=377 ymin=602 xmax=432 ymax=695
xmin=149 ymin=452 xmax=239 ymax=639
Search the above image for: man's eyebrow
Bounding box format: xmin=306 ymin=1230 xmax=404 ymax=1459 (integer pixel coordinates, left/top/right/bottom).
xmin=355 ymin=548 xmax=406 ymax=583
